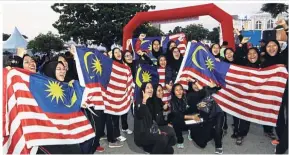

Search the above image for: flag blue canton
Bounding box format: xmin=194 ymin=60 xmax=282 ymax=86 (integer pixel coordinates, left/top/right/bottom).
xmin=29 ymin=73 xmax=84 ymax=114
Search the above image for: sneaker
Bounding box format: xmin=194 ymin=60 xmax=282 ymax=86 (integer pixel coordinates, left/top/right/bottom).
xmin=117 ymin=135 xmax=127 ymax=142
xmin=108 ymin=141 xmax=123 ymax=148
xmin=264 ymin=132 xmax=276 ymax=140
xmin=100 ymin=135 xmax=107 ymax=141
xmin=95 ymin=146 xmax=105 ymax=152
xmin=188 ymin=130 xmax=192 ymax=141
xmin=177 ymin=143 xmax=184 ymax=149
xmin=236 ymin=137 xmax=243 ymax=145
xmin=215 ymin=148 xmax=223 ymax=154
xmin=271 ymin=139 xmax=279 ymax=146
xmin=122 ymin=129 xmax=133 ymax=134
xmin=231 ymin=133 xmax=238 ymax=139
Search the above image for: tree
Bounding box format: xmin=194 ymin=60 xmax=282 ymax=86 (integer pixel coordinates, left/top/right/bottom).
xmin=51 ymin=3 xmax=156 ymax=48
xmin=133 ymin=23 xmax=164 ymax=38
xmin=27 ymin=32 xmax=64 ymax=55
xmin=182 ymin=24 xmax=209 ymax=41
xmin=3 ymin=33 xmax=28 ymax=41
xmin=207 ymin=27 xmax=220 ymax=43
xmin=261 ymin=3 xmax=288 ymax=18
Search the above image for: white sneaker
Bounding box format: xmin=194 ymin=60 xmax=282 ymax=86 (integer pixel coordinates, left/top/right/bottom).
xmin=122 ymin=129 xmax=133 ymax=134
xmin=177 ymin=143 xmax=184 ymax=149
xmin=117 ymin=135 xmax=127 ymax=142
xmin=188 ymin=130 xmax=192 ymax=141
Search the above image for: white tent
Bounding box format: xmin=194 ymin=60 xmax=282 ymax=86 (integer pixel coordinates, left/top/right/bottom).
xmin=3 ymin=27 xmax=28 ymax=54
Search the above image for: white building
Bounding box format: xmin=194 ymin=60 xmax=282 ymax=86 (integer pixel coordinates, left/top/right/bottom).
xmin=233 ymin=12 xmax=288 ymax=31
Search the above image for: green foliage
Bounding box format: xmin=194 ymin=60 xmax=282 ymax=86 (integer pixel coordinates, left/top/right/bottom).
xmin=51 ymin=3 xmax=156 ymax=48
xmin=261 ymin=3 xmax=288 ymax=18
xmin=207 ymin=27 xmax=220 ymax=44
xmin=27 ymin=32 xmax=64 ymax=55
xmin=182 ymin=24 xmax=209 ymax=41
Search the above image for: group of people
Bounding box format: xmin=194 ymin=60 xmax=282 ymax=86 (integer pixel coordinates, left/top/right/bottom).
xmin=3 ymin=19 xmax=288 ymax=154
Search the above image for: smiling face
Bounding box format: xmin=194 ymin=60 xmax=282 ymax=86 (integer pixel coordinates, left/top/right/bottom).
xmin=156 ymin=85 xmax=164 ymax=99
xmin=124 ymin=52 xmax=133 ymax=63
xmin=225 ymin=49 xmax=234 ymax=62
xmin=174 ymin=85 xmax=183 ymax=99
xmin=212 ymin=44 xmax=220 ymax=56
xmin=145 ymin=83 xmax=154 ymax=97
xmin=159 ymin=56 xmax=167 ymax=68
xmin=23 ymin=56 xmax=36 ymax=73
xmin=266 ymin=41 xmax=279 ymax=57
xmin=172 ymin=48 xmax=181 ymax=60
xmin=247 ymin=49 xmax=258 ymax=63
xmin=114 ymin=48 xmax=122 ymax=60
xmin=153 ymin=40 xmax=160 ymax=52
xmin=55 ymin=63 xmax=67 ymax=82
xmin=192 ymin=83 xmax=199 ymax=92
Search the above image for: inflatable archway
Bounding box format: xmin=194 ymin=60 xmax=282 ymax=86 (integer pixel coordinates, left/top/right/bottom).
xmin=123 ymin=3 xmax=234 ymax=50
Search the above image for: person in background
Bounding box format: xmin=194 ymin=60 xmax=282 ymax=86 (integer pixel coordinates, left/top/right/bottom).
xmin=220 ymin=41 xmax=228 ymax=58
xmin=151 ymin=39 xmax=164 ymax=65
xmin=166 ymin=40 xmax=177 ymax=55
xmin=134 ymin=82 xmax=174 ymax=154
xmin=166 ymin=47 xmax=183 ymax=79
xmin=259 ymin=39 xmax=267 ymax=55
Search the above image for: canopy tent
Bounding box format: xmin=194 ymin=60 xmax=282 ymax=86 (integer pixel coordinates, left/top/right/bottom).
xmin=3 ymin=27 xmax=28 ymax=54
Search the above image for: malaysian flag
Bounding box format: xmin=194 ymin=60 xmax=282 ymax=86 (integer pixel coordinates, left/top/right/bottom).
xmin=130 ymin=33 xmax=188 ymax=65
xmin=75 ymin=47 xmax=134 ymax=115
xmin=176 ymin=42 xmax=288 ymax=126
xmin=3 ymin=68 xmax=95 ymax=154
xmin=157 ymin=67 xmax=171 ymax=103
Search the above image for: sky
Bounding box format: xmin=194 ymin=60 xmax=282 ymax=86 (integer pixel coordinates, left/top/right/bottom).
xmin=2 ymin=2 xmax=265 ymax=41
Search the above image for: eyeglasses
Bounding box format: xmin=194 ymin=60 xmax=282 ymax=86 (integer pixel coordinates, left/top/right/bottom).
xmin=125 ymin=55 xmax=132 ymax=58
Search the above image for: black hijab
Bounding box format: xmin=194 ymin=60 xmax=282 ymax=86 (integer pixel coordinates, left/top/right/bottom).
xmin=42 ymin=61 xmax=64 ymax=80
xmin=223 ymin=48 xmax=236 ymax=64
xmin=167 ymin=47 xmax=183 ymax=72
xmin=111 ymin=47 xmax=123 ymax=64
xmin=246 ymin=47 xmax=261 ymax=68
xmin=262 ymin=40 xmax=282 ymax=68
xmin=122 ymin=50 xmax=133 ymax=68
xmin=151 ymin=39 xmax=163 ymax=59
xmin=171 ymin=83 xmax=187 ymax=113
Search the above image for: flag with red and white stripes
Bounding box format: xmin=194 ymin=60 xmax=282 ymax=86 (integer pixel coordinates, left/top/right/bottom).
xmin=176 ymin=42 xmax=288 ymax=126
xmin=158 ymin=67 xmax=171 ymax=103
xmin=169 ymin=33 xmax=187 ymax=55
xmin=75 ymin=47 xmax=134 ymax=115
xmin=3 ymin=68 xmax=95 ymax=154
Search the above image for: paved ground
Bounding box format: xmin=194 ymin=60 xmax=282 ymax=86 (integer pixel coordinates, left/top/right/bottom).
xmin=97 ymin=111 xmax=284 ymax=154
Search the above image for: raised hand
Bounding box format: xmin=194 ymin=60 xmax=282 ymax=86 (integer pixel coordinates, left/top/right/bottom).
xmin=142 ymin=91 xmax=150 ymax=104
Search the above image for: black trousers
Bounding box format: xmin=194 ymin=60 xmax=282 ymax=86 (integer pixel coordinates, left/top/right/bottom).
xmin=276 ymin=124 xmax=288 ymax=154
xmin=171 ymin=117 xmax=187 ymax=144
xmin=135 ymin=133 xmax=174 ymax=154
xmin=106 ymin=114 xmax=120 ymax=143
xmin=121 ymin=113 xmax=129 ymax=130
xmin=276 ymin=85 xmax=288 ymax=140
xmin=223 ymin=112 xmax=228 ymax=130
xmin=232 ymin=116 xmax=250 ymax=137
xmin=80 ymin=109 xmax=104 ymax=153
xmin=190 ymin=112 xmax=224 ymax=148
xmin=159 ymin=125 xmax=177 ymax=146
xmin=37 ymin=144 xmax=82 ymax=154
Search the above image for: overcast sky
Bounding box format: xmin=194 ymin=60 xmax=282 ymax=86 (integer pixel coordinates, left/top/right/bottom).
xmin=3 ymin=2 xmax=265 ymax=40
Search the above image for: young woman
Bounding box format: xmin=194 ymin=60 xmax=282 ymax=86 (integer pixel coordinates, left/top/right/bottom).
xmin=21 ymin=54 xmax=37 ymax=73
xmin=166 ymin=47 xmax=183 ymax=79
xmin=261 ymin=40 xmax=288 ymax=145
xmin=151 ymin=39 xmax=164 ymax=61
xmin=134 ymin=82 xmax=174 ymax=154
xmin=186 ymin=78 xmax=225 ymax=154
xmin=210 ymin=44 xmax=222 ymax=62
xmin=166 ymin=40 xmax=177 ymax=54
xmin=157 ymin=55 xmax=175 ymax=104
xmin=37 ymin=61 xmax=83 ymax=154
xmin=168 ymin=83 xmax=201 ymax=149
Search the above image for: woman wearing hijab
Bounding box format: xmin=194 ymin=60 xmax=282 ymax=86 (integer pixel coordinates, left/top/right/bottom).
xmin=261 ymin=40 xmax=288 ymax=147
xmin=186 ymin=78 xmax=225 ymax=154
xmin=157 ymin=55 xmax=175 ymax=104
xmin=36 ymin=61 xmax=83 ymax=154
xmin=210 ymin=44 xmax=222 ymax=62
xmin=134 ymin=82 xmax=174 ymax=154
xmin=166 ymin=47 xmax=183 ymax=80
xmin=151 ymin=39 xmax=164 ymax=60
xmin=166 ymin=40 xmax=177 ymax=55
xmin=168 ymin=83 xmax=201 ymax=149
